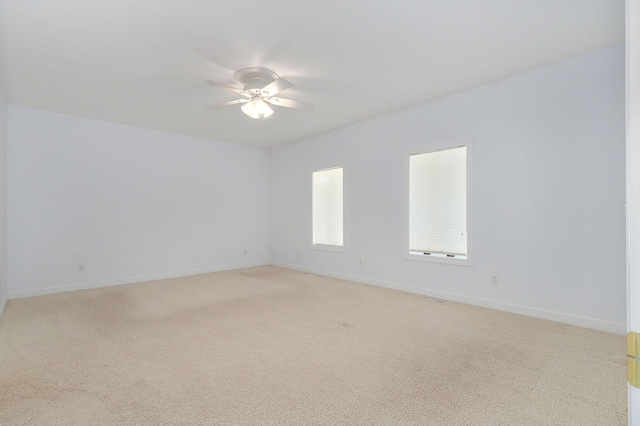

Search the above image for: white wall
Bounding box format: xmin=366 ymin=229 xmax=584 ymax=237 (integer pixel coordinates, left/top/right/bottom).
xmin=270 ymin=45 xmax=626 ymax=332
xmin=0 ymin=86 xmax=7 ymax=317
xmin=7 ymin=107 xmax=269 ymax=296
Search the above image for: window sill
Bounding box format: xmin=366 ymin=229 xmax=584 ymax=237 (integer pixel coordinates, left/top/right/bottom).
xmin=405 ymin=252 xmax=473 ymax=266
xmin=311 ymin=244 xmax=346 ymax=253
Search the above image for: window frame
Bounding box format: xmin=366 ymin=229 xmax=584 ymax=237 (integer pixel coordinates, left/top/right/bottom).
xmin=311 ymin=165 xmax=346 ymax=253
xmin=405 ymin=140 xmax=474 ymax=266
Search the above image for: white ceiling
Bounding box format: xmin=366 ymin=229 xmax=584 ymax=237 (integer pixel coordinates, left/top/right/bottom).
xmin=0 ymin=0 xmax=625 ymax=148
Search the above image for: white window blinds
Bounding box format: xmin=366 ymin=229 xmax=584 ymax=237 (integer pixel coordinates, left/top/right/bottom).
xmin=409 ymin=146 xmax=467 ymax=256
xmin=312 ymin=167 xmax=344 ymax=247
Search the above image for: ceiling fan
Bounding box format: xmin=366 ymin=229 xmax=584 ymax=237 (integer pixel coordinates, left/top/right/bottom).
xmin=205 ymin=67 xmax=314 ymax=119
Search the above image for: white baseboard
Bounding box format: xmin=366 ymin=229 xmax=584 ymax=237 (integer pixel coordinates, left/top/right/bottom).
xmin=270 ymin=261 xmax=626 ymax=335
xmin=0 ymin=293 xmax=7 ymax=321
xmin=8 ymin=261 xmax=270 ymax=300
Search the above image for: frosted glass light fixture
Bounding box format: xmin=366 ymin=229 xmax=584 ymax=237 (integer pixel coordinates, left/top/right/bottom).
xmin=241 ymin=97 xmax=274 ymax=119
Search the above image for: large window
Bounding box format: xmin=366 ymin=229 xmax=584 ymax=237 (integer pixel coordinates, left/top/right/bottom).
xmin=408 ymin=143 xmax=472 ymax=265
xmin=312 ymin=167 xmax=344 ymax=249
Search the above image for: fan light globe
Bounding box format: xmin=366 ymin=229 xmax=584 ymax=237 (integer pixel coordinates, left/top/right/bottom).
xmin=241 ymin=98 xmax=274 ymax=119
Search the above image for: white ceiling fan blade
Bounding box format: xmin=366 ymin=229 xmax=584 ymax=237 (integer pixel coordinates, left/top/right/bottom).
xmin=261 ymin=78 xmax=293 ymax=97
xmin=204 ymin=80 xmax=249 ymax=96
xmin=206 ymin=98 xmax=249 ymax=110
xmin=266 ymin=97 xmax=314 ymax=113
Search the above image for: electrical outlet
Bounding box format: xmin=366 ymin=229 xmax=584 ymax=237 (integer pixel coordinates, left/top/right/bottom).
xmin=78 ymin=264 xmax=85 ymax=272
xmin=359 ymin=259 xmax=363 ymax=266
xmin=492 ymin=275 xmax=499 ymax=285
xmin=243 ymin=249 xmax=247 ymax=255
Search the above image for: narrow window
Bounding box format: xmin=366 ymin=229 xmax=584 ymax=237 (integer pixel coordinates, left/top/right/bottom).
xmin=408 ymin=144 xmax=472 ymax=264
xmin=312 ymin=167 xmax=344 ymax=249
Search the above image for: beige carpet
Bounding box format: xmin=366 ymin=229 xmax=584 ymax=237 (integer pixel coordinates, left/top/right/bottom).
xmin=0 ymin=266 xmax=627 ymax=425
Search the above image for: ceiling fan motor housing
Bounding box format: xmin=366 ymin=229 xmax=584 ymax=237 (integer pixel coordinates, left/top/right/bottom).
xmin=234 ymin=67 xmax=279 ymax=95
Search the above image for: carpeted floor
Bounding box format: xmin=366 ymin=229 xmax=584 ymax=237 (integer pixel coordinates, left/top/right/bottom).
xmin=0 ymin=266 xmax=627 ymax=425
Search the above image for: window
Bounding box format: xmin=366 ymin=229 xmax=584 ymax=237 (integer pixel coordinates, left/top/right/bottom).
xmin=312 ymin=167 xmax=344 ymax=249
xmin=407 ymin=143 xmax=472 ymax=265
